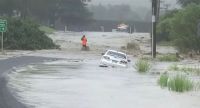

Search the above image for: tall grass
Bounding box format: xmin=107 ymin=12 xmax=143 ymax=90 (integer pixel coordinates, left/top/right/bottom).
xmin=167 ymin=74 xmax=193 ymax=92
xmin=158 ymin=54 xmax=179 ymax=62
xmin=158 ymin=74 xmax=194 ymax=92
xmin=134 ymin=59 xmax=151 ymax=73
xmin=158 ymin=74 xmax=169 ymax=88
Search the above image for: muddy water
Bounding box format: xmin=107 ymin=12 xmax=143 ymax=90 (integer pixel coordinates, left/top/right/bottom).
xmin=8 ymin=59 xmax=200 ymax=108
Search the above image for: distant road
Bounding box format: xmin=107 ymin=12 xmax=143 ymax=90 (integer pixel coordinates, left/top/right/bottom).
xmin=0 ymin=56 xmax=55 ymax=108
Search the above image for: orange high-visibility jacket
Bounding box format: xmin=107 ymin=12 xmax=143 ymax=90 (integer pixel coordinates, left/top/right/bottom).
xmin=82 ymin=37 xmax=87 ymax=46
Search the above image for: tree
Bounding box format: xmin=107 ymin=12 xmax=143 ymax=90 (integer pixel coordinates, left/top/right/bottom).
xmin=57 ymin=0 xmax=92 ymax=25
xmin=88 ymin=4 xmax=141 ymax=21
xmin=0 ymin=0 xmax=92 ymax=26
xmin=0 ymin=0 xmax=18 ymax=16
xmin=157 ymin=10 xmax=178 ymax=42
xmin=170 ymin=4 xmax=200 ymax=52
xmin=177 ymin=0 xmax=200 ymax=7
xmin=2 ymin=18 xmax=58 ymax=50
xmin=157 ymin=4 xmax=200 ymax=52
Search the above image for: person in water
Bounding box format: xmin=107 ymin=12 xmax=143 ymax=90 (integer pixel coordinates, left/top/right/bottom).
xmin=81 ymin=35 xmax=87 ymax=48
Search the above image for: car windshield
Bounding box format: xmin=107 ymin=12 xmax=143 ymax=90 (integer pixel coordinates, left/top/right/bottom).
xmin=107 ymin=51 xmax=126 ymax=59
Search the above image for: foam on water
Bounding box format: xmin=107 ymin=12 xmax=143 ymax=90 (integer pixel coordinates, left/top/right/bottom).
xmin=7 ymin=59 xmax=200 ymax=108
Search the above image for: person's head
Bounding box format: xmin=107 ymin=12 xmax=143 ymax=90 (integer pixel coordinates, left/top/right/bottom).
xmin=83 ymin=35 xmax=85 ymax=37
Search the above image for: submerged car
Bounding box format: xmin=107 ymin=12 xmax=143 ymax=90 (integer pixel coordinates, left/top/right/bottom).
xmin=99 ymin=50 xmax=130 ymax=67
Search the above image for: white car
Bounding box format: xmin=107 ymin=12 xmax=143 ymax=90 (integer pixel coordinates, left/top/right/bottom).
xmin=99 ymin=50 xmax=130 ymax=67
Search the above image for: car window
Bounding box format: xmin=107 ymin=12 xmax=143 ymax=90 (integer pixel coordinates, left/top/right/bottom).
xmin=107 ymin=51 xmax=126 ymax=59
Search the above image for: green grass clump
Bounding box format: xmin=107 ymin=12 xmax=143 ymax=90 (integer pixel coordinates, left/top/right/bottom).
xmin=158 ymin=74 xmax=169 ymax=88
xmin=39 ymin=26 xmax=55 ymax=34
xmin=158 ymin=74 xmax=194 ymax=92
xmin=158 ymin=54 xmax=179 ymax=62
xmin=134 ymin=59 xmax=151 ymax=73
xmin=167 ymin=74 xmax=193 ymax=92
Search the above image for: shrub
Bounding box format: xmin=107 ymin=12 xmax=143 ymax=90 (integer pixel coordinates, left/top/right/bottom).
xmin=127 ymin=41 xmax=140 ymax=50
xmin=158 ymin=54 xmax=179 ymax=62
xmin=167 ymin=74 xmax=193 ymax=92
xmin=1 ymin=18 xmax=58 ymax=50
xmin=134 ymin=59 xmax=151 ymax=73
xmin=158 ymin=74 xmax=194 ymax=92
xmin=157 ymin=4 xmax=200 ymax=52
xmin=170 ymin=4 xmax=200 ymax=52
xmin=157 ymin=10 xmax=178 ymax=42
xmin=158 ymin=74 xmax=169 ymax=88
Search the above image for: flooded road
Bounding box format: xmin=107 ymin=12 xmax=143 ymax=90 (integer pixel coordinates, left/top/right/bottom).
xmin=7 ymin=57 xmax=200 ymax=108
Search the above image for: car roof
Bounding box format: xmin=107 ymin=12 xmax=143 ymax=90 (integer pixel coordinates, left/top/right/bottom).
xmin=106 ymin=50 xmax=126 ymax=55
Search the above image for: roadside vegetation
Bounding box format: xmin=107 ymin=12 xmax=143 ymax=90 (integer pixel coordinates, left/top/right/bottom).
xmin=157 ymin=3 xmax=200 ymax=53
xmin=158 ymin=54 xmax=179 ymax=62
xmin=169 ymin=64 xmax=200 ymax=75
xmin=158 ymin=74 xmax=169 ymax=88
xmin=126 ymin=41 xmax=140 ymax=51
xmin=0 ymin=0 xmax=92 ymax=27
xmin=0 ymin=0 xmax=91 ymax=50
xmin=158 ymin=74 xmax=194 ymax=92
xmin=156 ymin=0 xmax=200 ymax=93
xmin=134 ymin=59 xmax=151 ymax=73
xmin=1 ymin=18 xmax=58 ymax=50
xmin=39 ymin=26 xmax=55 ymax=34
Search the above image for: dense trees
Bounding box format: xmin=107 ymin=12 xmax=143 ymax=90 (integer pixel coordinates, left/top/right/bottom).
xmin=0 ymin=0 xmax=92 ymax=50
xmin=157 ymin=10 xmax=178 ymax=42
xmin=170 ymin=4 xmax=200 ymax=52
xmin=0 ymin=0 xmax=92 ymax=26
xmin=89 ymin=4 xmax=141 ymax=21
xmin=1 ymin=18 xmax=58 ymax=50
xmin=157 ymin=4 xmax=200 ymax=52
xmin=177 ymin=0 xmax=200 ymax=7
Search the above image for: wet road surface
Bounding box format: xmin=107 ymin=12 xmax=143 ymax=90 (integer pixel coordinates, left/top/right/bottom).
xmin=7 ymin=57 xmax=200 ymax=108
xmin=0 ymin=56 xmax=55 ymax=108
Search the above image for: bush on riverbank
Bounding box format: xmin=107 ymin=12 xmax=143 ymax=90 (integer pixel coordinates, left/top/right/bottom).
xmin=134 ymin=59 xmax=151 ymax=73
xmin=158 ymin=74 xmax=169 ymax=88
xmin=1 ymin=18 xmax=58 ymax=50
xmin=158 ymin=74 xmax=194 ymax=92
xmin=157 ymin=4 xmax=200 ymax=53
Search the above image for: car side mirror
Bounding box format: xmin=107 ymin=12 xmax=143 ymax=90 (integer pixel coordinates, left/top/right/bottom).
xmin=101 ymin=53 xmax=105 ymax=55
xmin=128 ymin=60 xmax=131 ymax=62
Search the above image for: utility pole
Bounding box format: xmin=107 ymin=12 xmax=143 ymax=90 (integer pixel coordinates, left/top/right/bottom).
xmin=152 ymin=0 xmax=160 ymax=58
